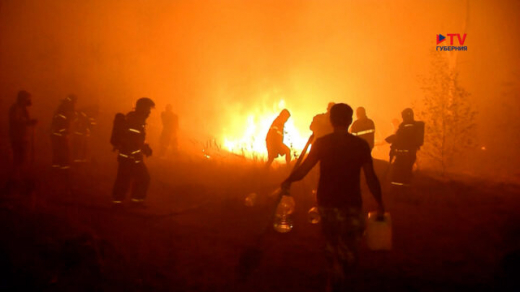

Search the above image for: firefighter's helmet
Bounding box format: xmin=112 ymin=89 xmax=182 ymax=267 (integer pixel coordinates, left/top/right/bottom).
xmin=402 ymin=108 xmax=414 ymax=122
xmin=136 ymin=97 xmax=155 ymax=111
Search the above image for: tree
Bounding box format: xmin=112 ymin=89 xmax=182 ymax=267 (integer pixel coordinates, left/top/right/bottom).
xmin=417 ymin=51 xmax=477 ymax=175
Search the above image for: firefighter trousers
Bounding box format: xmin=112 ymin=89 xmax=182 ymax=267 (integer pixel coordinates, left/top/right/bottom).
xmin=391 ymin=151 xmax=416 ymax=186
xmin=72 ymin=133 xmax=89 ymax=162
xmin=51 ymin=135 xmax=70 ymax=168
xmin=112 ymin=157 xmax=150 ymax=202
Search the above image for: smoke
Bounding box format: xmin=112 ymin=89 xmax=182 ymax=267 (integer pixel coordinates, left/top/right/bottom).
xmin=1 ymin=0 xmax=519 ymax=181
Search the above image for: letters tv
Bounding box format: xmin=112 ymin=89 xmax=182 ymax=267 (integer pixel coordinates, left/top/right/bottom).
xmin=436 ymin=34 xmax=467 ymax=51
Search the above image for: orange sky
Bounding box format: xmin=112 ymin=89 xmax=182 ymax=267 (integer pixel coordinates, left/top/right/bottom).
xmin=0 ymin=0 xmax=519 ymax=180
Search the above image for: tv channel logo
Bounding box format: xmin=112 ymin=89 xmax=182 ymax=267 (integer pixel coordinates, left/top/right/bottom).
xmin=436 ymin=34 xmax=467 ymax=51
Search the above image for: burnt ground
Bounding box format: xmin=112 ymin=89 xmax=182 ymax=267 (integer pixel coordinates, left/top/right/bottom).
xmin=1 ymin=153 xmax=520 ymax=292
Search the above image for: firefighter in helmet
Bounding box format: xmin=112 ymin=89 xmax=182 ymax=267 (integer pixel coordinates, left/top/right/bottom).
xmin=386 ymin=108 xmax=424 ymax=187
xmin=349 ymin=107 xmax=375 ymax=151
xmin=266 ymin=109 xmax=292 ymax=168
xmin=7 ymin=90 xmax=37 ymax=192
xmin=112 ymin=97 xmax=155 ymax=206
xmin=158 ymin=104 xmax=179 ymax=157
xmin=51 ymin=94 xmax=77 ymax=170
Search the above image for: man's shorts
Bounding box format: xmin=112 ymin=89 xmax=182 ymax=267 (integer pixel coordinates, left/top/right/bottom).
xmin=318 ymin=206 xmax=365 ymax=266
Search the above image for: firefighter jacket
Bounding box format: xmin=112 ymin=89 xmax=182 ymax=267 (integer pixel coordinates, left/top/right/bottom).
xmin=118 ymin=111 xmax=147 ymax=162
xmin=51 ymin=104 xmax=76 ymax=138
xmin=73 ymin=111 xmax=95 ymax=136
xmin=350 ymin=117 xmax=375 ymax=149
xmin=391 ymin=121 xmax=423 ymax=154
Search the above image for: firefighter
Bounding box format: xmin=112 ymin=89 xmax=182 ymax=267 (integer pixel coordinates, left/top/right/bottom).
xmin=349 ymin=107 xmax=375 ymax=151
xmin=265 ymin=109 xmax=291 ymax=168
xmin=112 ymin=97 xmax=155 ymax=207
xmin=310 ymin=102 xmax=335 ymax=142
xmin=72 ymin=108 xmax=96 ymax=163
xmin=386 ymin=108 xmax=424 ymax=187
xmin=51 ymin=94 xmax=77 ymax=170
xmin=7 ymin=90 xmax=37 ymax=192
xmin=158 ymin=104 xmax=179 ymax=157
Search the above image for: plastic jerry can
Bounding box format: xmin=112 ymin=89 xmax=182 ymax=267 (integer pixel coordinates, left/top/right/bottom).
xmin=366 ymin=212 xmax=392 ymax=251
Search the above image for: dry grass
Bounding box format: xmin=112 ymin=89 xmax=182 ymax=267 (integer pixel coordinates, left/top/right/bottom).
xmin=1 ymin=153 xmax=519 ymax=291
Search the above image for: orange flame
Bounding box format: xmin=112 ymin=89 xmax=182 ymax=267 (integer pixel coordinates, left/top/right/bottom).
xmin=222 ymin=99 xmax=310 ymax=161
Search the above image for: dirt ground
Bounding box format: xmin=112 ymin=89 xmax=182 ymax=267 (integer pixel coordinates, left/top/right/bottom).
xmin=1 ymin=151 xmax=520 ymax=291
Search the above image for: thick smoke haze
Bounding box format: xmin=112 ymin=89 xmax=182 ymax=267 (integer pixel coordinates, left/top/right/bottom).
xmin=1 ymin=0 xmax=519 ymax=181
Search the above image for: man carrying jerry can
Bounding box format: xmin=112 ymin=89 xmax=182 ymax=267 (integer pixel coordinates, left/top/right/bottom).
xmin=281 ymin=103 xmax=385 ymax=291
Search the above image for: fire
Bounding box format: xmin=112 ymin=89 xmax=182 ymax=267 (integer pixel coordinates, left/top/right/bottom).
xmin=222 ymin=99 xmax=310 ymax=161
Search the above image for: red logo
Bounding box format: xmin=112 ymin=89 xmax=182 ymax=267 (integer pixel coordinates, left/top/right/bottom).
xmin=437 ymin=34 xmax=467 ymax=45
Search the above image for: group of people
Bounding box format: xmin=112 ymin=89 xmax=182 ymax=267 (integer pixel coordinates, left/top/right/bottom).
xmin=7 ymin=92 xmax=99 ymax=194
xmin=7 ymin=91 xmax=423 ymax=291
xmin=49 ymin=94 xmax=99 ymax=170
xmin=270 ymin=102 xmax=423 ymax=291
xmin=266 ymin=103 xmax=424 ymax=187
xmin=6 ymin=92 xmax=177 ymax=205
xmin=281 ymin=103 xmax=383 ymax=291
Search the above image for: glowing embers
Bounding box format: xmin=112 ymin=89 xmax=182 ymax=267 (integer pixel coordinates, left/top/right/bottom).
xmin=222 ymin=99 xmax=308 ymax=161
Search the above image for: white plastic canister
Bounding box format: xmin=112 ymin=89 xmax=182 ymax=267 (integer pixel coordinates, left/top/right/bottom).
xmin=366 ymin=212 xmax=392 ymax=251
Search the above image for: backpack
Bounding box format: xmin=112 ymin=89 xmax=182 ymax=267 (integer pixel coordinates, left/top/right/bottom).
xmin=394 ymin=121 xmax=425 ymax=150
xmin=110 ymin=113 xmax=127 ymax=150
